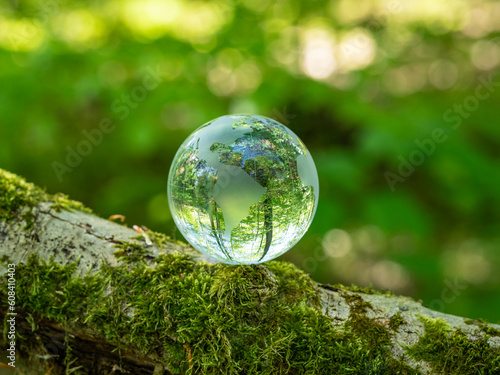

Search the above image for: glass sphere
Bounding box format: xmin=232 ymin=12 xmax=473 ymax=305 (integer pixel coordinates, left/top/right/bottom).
xmin=167 ymin=114 xmax=319 ymax=264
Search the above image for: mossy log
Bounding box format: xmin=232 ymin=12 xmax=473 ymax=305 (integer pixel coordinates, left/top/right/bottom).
xmin=0 ymin=168 xmax=499 ymax=375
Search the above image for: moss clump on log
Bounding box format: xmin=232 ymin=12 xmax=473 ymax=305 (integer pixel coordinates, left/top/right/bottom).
xmin=465 ymin=318 xmax=500 ymax=337
xmin=407 ymin=316 xmax=500 ymax=374
xmin=0 ymin=169 xmax=90 ymax=230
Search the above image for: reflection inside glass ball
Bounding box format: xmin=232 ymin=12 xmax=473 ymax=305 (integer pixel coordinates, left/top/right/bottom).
xmin=167 ymin=114 xmax=319 ymax=264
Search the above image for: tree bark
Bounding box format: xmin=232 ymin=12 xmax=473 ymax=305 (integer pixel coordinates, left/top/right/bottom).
xmin=0 ymin=168 xmax=499 ymax=375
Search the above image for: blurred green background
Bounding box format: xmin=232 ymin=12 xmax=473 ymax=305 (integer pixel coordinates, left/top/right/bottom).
xmin=1 ymin=0 xmax=499 ymax=323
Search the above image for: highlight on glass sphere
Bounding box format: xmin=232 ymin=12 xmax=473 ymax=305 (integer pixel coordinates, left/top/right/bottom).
xmin=167 ymin=114 xmax=319 ymax=264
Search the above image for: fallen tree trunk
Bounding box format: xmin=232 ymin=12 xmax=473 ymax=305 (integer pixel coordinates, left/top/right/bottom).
xmin=0 ymin=168 xmax=499 ymax=375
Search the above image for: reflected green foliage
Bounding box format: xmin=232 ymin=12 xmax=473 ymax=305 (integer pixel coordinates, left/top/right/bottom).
xmin=0 ymin=0 xmax=499 ymax=321
xmin=168 ymin=115 xmax=318 ymax=264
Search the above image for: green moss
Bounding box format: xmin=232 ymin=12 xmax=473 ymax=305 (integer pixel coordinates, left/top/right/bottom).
xmin=342 ymin=292 xmax=388 ymax=350
xmin=7 ymin=253 xmax=106 ymax=322
xmin=406 ymin=316 xmax=500 ymax=374
xmin=388 ymin=313 xmax=406 ymax=331
xmin=0 ymin=250 xmax=427 ymax=374
xmin=464 ymin=318 xmax=500 ymax=337
xmin=341 ymin=291 xmax=373 ymax=314
xmin=328 ymin=283 xmax=394 ymax=296
xmin=147 ymin=230 xmax=174 ymax=247
xmin=481 ymin=325 xmax=500 ymax=337
xmin=265 ymin=261 xmax=320 ymax=305
xmin=0 ymin=169 xmax=91 ymax=229
xmin=113 ymin=241 xmax=150 ymax=263
xmin=50 ymin=193 xmax=91 ymax=215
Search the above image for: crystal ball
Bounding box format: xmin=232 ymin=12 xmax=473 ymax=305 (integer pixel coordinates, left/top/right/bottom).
xmin=167 ymin=114 xmax=319 ymax=264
